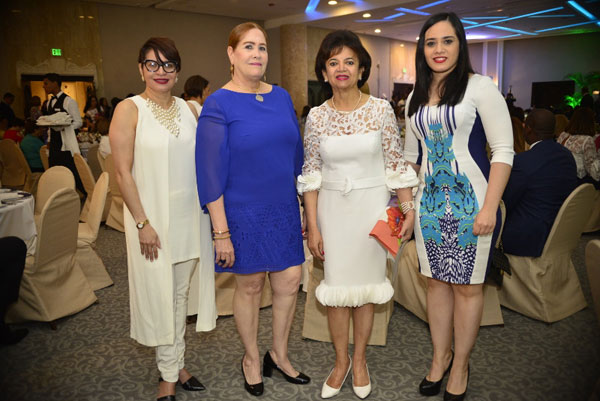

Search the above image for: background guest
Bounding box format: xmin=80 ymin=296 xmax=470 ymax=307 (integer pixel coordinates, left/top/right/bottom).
xmin=84 ymin=95 xmax=100 ymax=131
xmin=29 ymin=96 xmax=42 ymax=121
xmin=2 ymin=119 xmax=25 ymax=144
xmin=98 ymin=97 xmax=111 ymax=118
xmin=404 ymin=13 xmax=513 ymax=401
xmin=502 ymin=109 xmax=577 ymax=257
xmin=0 ymin=237 xmax=28 ymax=346
xmin=557 ymin=107 xmax=600 ymax=188
xmin=195 ymin=22 xmax=309 ymax=397
xmin=97 ymin=118 xmax=111 ymax=160
xmin=110 ymin=37 xmax=216 ymax=401
xmin=184 ymin=75 xmax=210 ymax=116
xmin=0 ymin=92 xmax=16 ymax=128
xmin=20 ymin=119 xmax=45 ymax=173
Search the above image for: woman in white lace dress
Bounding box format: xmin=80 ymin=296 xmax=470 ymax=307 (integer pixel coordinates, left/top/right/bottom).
xmin=298 ymin=31 xmax=418 ymax=399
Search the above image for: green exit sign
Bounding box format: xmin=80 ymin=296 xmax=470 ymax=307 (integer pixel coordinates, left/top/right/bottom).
xmin=51 ymin=48 xmax=62 ymax=56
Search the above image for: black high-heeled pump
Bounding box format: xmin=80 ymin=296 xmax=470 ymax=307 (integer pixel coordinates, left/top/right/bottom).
xmin=443 ymin=365 xmax=469 ymax=401
xmin=263 ymin=351 xmax=310 ymax=384
xmin=419 ymin=351 xmax=454 ymax=396
xmin=242 ymin=357 xmax=264 ymax=396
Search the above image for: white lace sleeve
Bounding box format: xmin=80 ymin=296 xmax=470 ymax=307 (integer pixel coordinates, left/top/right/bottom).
xmin=381 ymin=101 xmax=419 ymax=190
xmin=297 ymin=109 xmax=322 ymax=193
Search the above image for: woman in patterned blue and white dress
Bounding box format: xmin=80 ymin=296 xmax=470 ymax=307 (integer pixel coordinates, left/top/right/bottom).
xmin=403 ymin=13 xmax=513 ymax=401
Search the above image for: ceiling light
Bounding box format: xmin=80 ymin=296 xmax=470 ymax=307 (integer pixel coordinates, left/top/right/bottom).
xmin=464 ymin=7 xmax=564 ymax=29
xmin=384 ymin=12 xmax=406 ymax=20
xmin=498 ymin=34 xmax=522 ymax=39
xmin=328 ymin=0 xmax=337 ymax=5
xmin=87 ymin=16 xmax=94 ymax=19
xmin=363 ymin=13 xmax=371 ymax=18
xmin=416 ymin=0 xmax=450 ymax=10
xmin=395 ymin=7 xmax=430 ymax=16
xmin=535 ymin=20 xmax=598 ymax=32
xmin=416 ymin=36 xmax=420 ymax=40
xmin=593 ymin=90 xmax=599 ymax=95
xmin=567 ymin=1 xmax=596 ymax=20
xmin=400 ymin=43 xmax=404 ymax=47
xmin=79 ymin=15 xmax=84 ymax=18
xmin=305 ymin=0 xmax=319 ymax=12
xmin=374 ymin=28 xmax=381 ymax=33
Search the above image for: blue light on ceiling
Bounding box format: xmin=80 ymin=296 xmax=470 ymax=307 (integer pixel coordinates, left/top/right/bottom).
xmin=305 ymin=0 xmax=320 ymax=12
xmin=464 ymin=7 xmax=564 ymax=29
xmin=395 ymin=7 xmax=430 ymax=16
xmin=486 ymin=25 xmax=537 ymax=35
xmin=416 ymin=0 xmax=451 ymax=10
xmin=528 ymin=14 xmax=576 ymax=18
xmin=384 ymin=12 xmax=406 ymax=20
xmin=567 ymin=0 xmax=597 ymax=20
xmin=461 ymin=16 xmax=508 ymax=20
xmin=497 ymin=33 xmax=522 ymax=39
xmin=535 ymin=20 xmax=599 ymax=32
xmin=460 ymin=19 xmax=478 ymax=25
xmin=354 ymin=19 xmax=390 ymax=22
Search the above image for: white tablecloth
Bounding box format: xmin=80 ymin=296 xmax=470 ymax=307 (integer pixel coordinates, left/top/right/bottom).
xmin=0 ymin=189 xmax=37 ymax=255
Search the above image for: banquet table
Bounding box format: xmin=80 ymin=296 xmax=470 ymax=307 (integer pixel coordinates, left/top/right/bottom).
xmin=0 ymin=189 xmax=37 ymax=255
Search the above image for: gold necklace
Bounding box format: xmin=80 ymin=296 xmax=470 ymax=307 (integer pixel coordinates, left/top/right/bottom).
xmin=230 ymin=80 xmax=264 ymax=102
xmin=331 ymin=90 xmax=362 ymax=112
xmin=145 ymin=96 xmax=180 ymax=137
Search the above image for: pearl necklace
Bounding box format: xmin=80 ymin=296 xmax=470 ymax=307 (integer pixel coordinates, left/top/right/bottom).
xmin=146 ymin=96 xmax=180 ymax=137
xmin=230 ymin=80 xmax=264 ymax=102
xmin=331 ymin=90 xmax=362 ymax=112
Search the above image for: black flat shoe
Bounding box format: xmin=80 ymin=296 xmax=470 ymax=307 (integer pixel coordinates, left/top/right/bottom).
xmin=156 ymin=396 xmax=175 ymax=401
xmin=180 ymin=376 xmax=205 ymax=391
xmin=263 ymin=351 xmax=311 ymax=385
xmin=419 ymin=351 xmax=454 ymax=396
xmin=242 ymin=357 xmax=264 ymax=396
xmin=443 ymin=365 xmax=469 ymax=401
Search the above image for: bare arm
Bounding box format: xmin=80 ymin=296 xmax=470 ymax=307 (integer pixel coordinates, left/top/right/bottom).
xmin=109 ymin=99 xmax=161 ymax=261
xmin=205 ymin=196 xmax=235 ymax=268
xmin=473 ymin=162 xmax=512 ymax=236
xmin=303 ymin=190 xmax=324 ymax=261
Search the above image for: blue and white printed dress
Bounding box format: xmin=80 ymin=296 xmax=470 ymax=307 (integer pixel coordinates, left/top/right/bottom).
xmin=404 ymin=74 xmax=513 ymax=284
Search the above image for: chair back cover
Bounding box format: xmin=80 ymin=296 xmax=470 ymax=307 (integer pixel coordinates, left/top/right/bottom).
xmin=542 ymin=184 xmax=595 ymax=257
xmin=0 ymin=138 xmax=26 ymax=187
xmin=39 ymin=145 xmax=49 ymax=171
xmin=104 ymin=154 xmax=124 ymax=232
xmin=74 ymin=153 xmax=96 ymax=221
xmin=86 ymin=144 xmax=102 ymax=181
xmin=84 ymin=172 xmax=109 ymax=240
xmin=35 ymin=166 xmax=75 ymax=215
xmin=586 ymin=239 xmax=600 ymax=326
xmin=584 ymin=190 xmax=600 ymax=233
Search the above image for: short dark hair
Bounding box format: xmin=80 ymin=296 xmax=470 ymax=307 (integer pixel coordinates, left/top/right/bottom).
xmin=314 ymin=30 xmax=371 ymax=96
xmin=408 ymin=12 xmax=474 ymax=117
xmin=3 ymin=92 xmax=15 ymax=100
xmin=43 ymin=73 xmax=62 ymax=87
xmin=138 ymin=37 xmax=181 ymax=72
xmin=184 ymin=75 xmax=209 ymax=98
xmin=566 ymin=107 xmax=596 ymax=136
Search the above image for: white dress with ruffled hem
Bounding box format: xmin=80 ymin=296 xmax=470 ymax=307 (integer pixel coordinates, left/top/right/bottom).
xmin=298 ymin=96 xmax=418 ymax=307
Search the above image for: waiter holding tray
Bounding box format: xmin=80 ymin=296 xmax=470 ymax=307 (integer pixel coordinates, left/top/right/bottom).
xmin=40 ymin=72 xmax=85 ymax=194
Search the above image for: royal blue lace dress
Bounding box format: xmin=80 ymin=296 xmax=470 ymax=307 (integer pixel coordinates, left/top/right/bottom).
xmin=195 ymin=86 xmax=305 ymax=274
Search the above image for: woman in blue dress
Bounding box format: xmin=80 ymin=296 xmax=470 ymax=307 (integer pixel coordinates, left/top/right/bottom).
xmin=195 ymin=22 xmax=310 ymax=397
xmin=403 ymin=13 xmax=513 ymax=401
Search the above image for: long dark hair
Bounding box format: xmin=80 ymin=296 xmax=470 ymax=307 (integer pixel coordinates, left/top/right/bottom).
xmin=408 ymin=12 xmax=473 ymax=117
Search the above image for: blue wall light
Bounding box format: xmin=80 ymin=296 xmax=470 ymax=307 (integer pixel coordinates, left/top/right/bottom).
xmin=416 ymin=0 xmax=451 ymax=10
xmin=305 ymin=0 xmax=320 ymax=13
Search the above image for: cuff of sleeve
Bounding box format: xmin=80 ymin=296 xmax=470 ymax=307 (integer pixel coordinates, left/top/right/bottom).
xmin=297 ymin=172 xmax=322 ymax=194
xmin=385 ymin=166 xmax=419 ymax=191
xmin=490 ymin=151 xmax=514 ymax=166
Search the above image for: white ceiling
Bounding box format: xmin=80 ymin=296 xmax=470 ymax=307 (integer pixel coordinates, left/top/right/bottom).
xmin=91 ymin=0 xmax=600 ymax=42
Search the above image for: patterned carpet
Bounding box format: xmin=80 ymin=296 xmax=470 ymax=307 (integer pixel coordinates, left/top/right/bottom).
xmin=1 ymin=227 xmax=599 ymax=401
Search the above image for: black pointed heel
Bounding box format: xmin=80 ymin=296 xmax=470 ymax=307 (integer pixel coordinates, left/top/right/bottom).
xmin=263 ymin=351 xmax=310 ymax=384
xmin=444 ymin=365 xmax=469 ymax=401
xmin=242 ymin=357 xmax=264 ymax=396
xmin=419 ymin=351 xmax=454 ymax=396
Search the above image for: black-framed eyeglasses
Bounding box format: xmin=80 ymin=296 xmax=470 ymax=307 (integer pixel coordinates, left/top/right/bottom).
xmin=142 ymin=59 xmax=178 ymax=73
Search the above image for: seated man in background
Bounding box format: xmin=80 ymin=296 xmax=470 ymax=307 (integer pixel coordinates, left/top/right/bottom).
xmin=20 ymin=119 xmax=45 ymax=172
xmin=502 ymin=108 xmax=577 ymax=257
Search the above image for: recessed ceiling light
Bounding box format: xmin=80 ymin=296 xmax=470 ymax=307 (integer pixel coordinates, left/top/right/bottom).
xmin=87 ymin=15 xmax=94 ymax=19
xmin=374 ymin=28 xmax=381 ymax=33
xmin=400 ymin=43 xmax=405 ymax=47
xmin=363 ymin=13 xmax=371 ymax=18
xmin=328 ymin=0 xmax=337 ymax=5
xmin=416 ymin=36 xmax=420 ymax=40
xmin=79 ymin=15 xmax=84 ymax=18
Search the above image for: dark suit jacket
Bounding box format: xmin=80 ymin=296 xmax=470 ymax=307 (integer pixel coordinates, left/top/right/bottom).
xmin=502 ymin=139 xmax=577 ymax=257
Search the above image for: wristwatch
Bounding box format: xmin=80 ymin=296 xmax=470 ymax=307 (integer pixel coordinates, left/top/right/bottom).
xmin=136 ymin=219 xmax=149 ymax=229
xmin=400 ymin=201 xmax=415 ymax=214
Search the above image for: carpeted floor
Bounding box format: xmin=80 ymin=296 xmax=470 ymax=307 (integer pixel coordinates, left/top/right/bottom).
xmin=1 ymin=227 xmax=599 ymax=401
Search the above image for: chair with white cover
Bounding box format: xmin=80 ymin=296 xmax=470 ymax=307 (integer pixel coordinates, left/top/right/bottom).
xmin=500 ymin=184 xmax=595 ymax=322
xmin=74 ymin=153 xmax=96 ymax=222
xmin=76 ymin=172 xmax=113 ymax=290
xmin=302 ymin=257 xmax=394 ymax=345
xmin=583 ymin=190 xmax=600 ymax=233
xmin=86 ymin=144 xmax=102 ymax=181
xmin=585 ymin=239 xmax=600 ymax=325
xmin=34 ymin=166 xmax=75 ymax=218
xmin=39 ymin=145 xmax=49 ymax=171
xmin=0 ymin=139 xmax=41 ymax=193
xmin=104 ymin=154 xmax=124 ymax=232
xmin=5 ymin=188 xmax=97 ymax=325
xmin=392 ymin=203 xmax=507 ymax=326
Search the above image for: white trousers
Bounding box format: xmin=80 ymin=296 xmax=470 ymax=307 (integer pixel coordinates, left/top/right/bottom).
xmin=156 ymin=258 xmax=197 ymax=382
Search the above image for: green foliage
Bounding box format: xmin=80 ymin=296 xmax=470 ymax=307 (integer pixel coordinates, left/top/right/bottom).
xmin=564 ymin=93 xmax=582 ymax=108
xmin=563 ymin=71 xmax=600 ymax=108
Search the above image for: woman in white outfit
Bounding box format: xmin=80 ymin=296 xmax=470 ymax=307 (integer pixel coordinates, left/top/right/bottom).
xmin=110 ymin=37 xmax=216 ymax=401
xmin=183 ymin=75 xmax=210 ymax=116
xmin=299 ymin=30 xmax=418 ymax=399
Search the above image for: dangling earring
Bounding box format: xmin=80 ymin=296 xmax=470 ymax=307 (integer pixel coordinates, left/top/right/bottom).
xmin=359 ymin=74 xmax=362 ymax=80
xmin=175 ymin=76 xmax=179 ymax=83
xmin=230 ymin=64 xmax=234 ymax=75
xmin=324 ymin=78 xmax=328 ymax=82
xmin=141 ymin=75 xmax=145 ymax=82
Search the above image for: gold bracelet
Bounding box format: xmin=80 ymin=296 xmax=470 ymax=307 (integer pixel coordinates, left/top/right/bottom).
xmin=213 ymin=234 xmax=231 ymax=240
xmin=212 ymin=229 xmax=230 ymax=235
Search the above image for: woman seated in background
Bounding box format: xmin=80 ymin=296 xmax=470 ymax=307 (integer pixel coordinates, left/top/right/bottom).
xmin=96 ymin=117 xmax=111 ymax=159
xmin=84 ymin=95 xmax=100 ymax=131
xmin=20 ymin=119 xmax=45 ymax=172
xmin=98 ymin=97 xmax=111 ymax=119
xmin=557 ymin=107 xmax=600 ymax=188
xmin=184 ymin=75 xmax=210 ymax=116
xmin=511 ymin=116 xmax=527 ymax=154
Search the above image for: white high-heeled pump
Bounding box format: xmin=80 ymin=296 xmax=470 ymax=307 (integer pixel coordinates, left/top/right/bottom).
xmin=321 ymin=359 xmax=352 ymax=399
xmin=352 ymin=364 xmax=371 ymax=399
